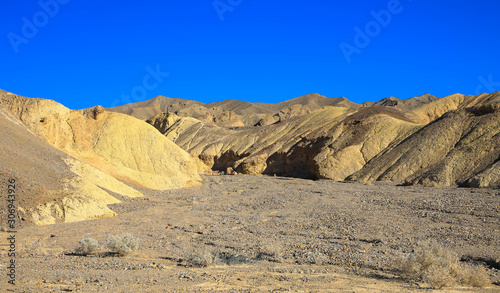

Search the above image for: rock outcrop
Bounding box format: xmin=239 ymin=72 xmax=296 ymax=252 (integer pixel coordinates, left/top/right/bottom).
xmin=109 ymin=93 xmax=357 ymax=127
xmin=0 ymin=90 xmax=202 ymax=225
xmin=137 ymin=92 xmax=500 ymax=188
xmin=349 ymin=101 xmax=500 ymax=187
xmin=2 ymin=87 xmax=498 ymax=228
xmin=146 ymin=105 xmax=421 ymax=180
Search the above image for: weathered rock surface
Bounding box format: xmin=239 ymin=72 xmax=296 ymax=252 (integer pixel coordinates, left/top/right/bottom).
xmin=136 ymin=92 xmax=500 ymax=188
xmin=0 ymin=90 xmax=202 ymax=225
xmin=2 ymin=87 xmax=498 ymax=228
xmin=349 ymin=101 xmax=500 ymax=187
xmin=146 ymin=105 xmax=420 ymax=180
xmin=109 ymin=93 xmax=357 ymax=127
xmin=466 ymin=160 xmax=500 ymax=189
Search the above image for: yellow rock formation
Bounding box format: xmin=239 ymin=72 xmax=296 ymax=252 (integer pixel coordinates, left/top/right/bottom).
xmin=0 ymin=90 xmax=202 ymax=225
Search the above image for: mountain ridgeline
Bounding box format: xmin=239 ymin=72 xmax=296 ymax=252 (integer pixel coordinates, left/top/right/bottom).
xmin=109 ymin=92 xmax=500 ymax=189
xmin=1 ymin=90 xmax=498 ymax=227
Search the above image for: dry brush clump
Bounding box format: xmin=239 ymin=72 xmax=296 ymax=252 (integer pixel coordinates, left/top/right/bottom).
xmin=400 ymin=241 xmax=490 ymax=289
xmin=74 ymin=238 xmax=99 ymax=256
xmin=256 ymin=239 xmax=285 ymax=262
xmin=183 ymin=246 xmax=253 ymax=267
xmin=184 ymin=247 xmax=215 ymax=268
xmin=105 ymin=234 xmax=140 ymax=256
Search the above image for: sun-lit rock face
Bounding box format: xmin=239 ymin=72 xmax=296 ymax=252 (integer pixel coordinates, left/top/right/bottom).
xmin=349 ymin=102 xmax=500 ymax=187
xmin=138 ymin=92 xmax=500 ymax=188
xmin=1 ymin=89 xmax=499 ymax=227
xmin=0 ymin=90 xmax=202 ymax=225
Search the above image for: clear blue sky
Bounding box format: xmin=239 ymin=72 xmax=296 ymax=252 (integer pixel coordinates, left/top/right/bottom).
xmin=1 ymin=0 xmax=499 ymax=109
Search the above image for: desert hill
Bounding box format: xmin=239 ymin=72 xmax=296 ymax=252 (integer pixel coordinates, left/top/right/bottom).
xmin=2 ymin=89 xmax=499 ymax=227
xmin=0 ymin=90 xmax=202 ymax=226
xmin=146 ymin=105 xmax=420 ymax=180
xmin=115 ymin=92 xmax=500 ymax=188
xmin=349 ymin=99 xmax=500 ymax=187
xmin=108 ymin=96 xmax=205 ymax=121
xmin=374 ymin=94 xmax=441 ymax=110
xmin=108 ymin=93 xmax=359 ymax=127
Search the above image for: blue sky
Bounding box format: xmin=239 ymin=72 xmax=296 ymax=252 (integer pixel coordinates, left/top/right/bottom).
xmin=1 ymin=0 xmax=499 ymax=110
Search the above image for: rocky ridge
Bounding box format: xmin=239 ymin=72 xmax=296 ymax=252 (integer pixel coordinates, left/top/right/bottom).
xmin=2 ymin=89 xmax=499 ymax=227
xmin=111 ymin=92 xmax=500 ymax=188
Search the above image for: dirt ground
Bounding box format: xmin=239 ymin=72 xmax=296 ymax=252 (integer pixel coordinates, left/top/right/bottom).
xmin=1 ymin=175 xmax=500 ymax=292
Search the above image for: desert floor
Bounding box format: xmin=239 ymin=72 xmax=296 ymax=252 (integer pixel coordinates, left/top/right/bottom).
xmin=1 ymin=175 xmax=500 ymax=292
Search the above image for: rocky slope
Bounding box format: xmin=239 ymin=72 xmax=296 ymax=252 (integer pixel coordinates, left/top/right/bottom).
xmin=108 ymin=93 xmax=357 ymax=127
xmin=146 ymin=106 xmax=422 ymax=180
xmin=349 ymin=98 xmax=500 ymax=188
xmin=12 ymin=175 xmax=500 ymax=291
xmin=2 ymin=89 xmax=498 ymax=229
xmin=0 ymin=90 xmax=202 ymax=226
xmin=115 ymin=92 xmax=500 ymax=188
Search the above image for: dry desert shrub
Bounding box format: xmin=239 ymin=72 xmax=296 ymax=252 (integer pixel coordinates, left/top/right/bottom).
xmin=105 ymin=234 xmax=140 ymax=256
xmin=183 ymin=247 xmax=252 ymax=267
xmin=74 ymin=238 xmax=99 ymax=256
xmin=215 ymin=251 xmax=252 ymax=265
xmin=257 ymin=239 xmax=285 ymax=262
xmin=457 ymin=264 xmax=492 ymax=288
xmin=400 ymin=241 xmax=490 ymax=289
xmin=184 ymin=247 xmax=215 ymax=267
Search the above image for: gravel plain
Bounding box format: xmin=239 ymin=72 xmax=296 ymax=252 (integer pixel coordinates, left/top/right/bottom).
xmin=1 ymin=175 xmax=499 ymax=292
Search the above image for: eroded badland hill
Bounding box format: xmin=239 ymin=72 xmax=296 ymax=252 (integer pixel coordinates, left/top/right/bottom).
xmin=110 ymin=91 xmax=500 ymax=189
xmin=0 ymin=89 xmax=499 ymax=292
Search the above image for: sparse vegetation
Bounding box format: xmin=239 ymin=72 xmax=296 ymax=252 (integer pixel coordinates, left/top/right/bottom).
xmin=400 ymin=241 xmax=490 ymax=289
xmin=74 ymin=238 xmax=99 ymax=256
xmin=105 ymin=234 xmax=140 ymax=256
xmin=184 ymin=247 xmax=215 ymax=267
xmin=256 ymin=239 xmax=285 ymax=262
xmin=215 ymin=251 xmax=252 ymax=265
xmin=13 ymin=171 xmax=500 ymax=291
xmin=183 ymin=246 xmax=253 ymax=267
xmin=183 ymin=196 xmax=196 ymax=206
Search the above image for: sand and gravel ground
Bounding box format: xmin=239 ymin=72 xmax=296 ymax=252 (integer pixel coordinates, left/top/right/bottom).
xmin=1 ymin=175 xmax=499 ymax=292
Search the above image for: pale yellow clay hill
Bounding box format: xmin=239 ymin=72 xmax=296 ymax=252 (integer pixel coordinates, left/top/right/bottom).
xmin=133 ymin=92 xmax=500 ymax=188
xmin=0 ymin=90 xmax=202 ymax=225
